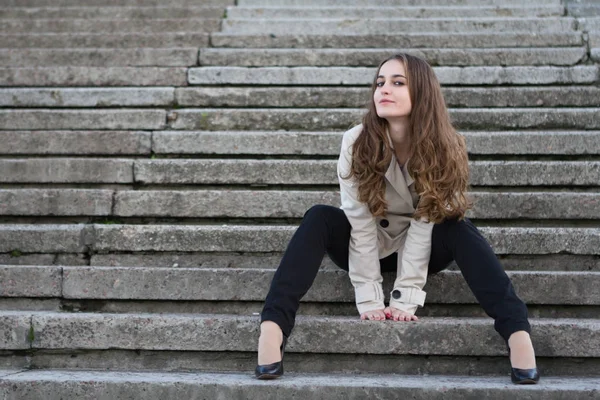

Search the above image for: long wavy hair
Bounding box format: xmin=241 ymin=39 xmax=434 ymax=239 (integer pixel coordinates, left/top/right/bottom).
xmin=347 ymin=53 xmax=471 ymax=223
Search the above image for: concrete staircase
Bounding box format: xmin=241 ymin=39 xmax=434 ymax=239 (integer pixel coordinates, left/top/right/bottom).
xmin=1 ymin=0 xmax=600 ymax=397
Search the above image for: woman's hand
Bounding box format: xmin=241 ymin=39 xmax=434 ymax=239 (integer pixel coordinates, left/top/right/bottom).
xmin=360 ymin=309 xmax=386 ymax=320
xmin=384 ymin=306 xmax=419 ymax=321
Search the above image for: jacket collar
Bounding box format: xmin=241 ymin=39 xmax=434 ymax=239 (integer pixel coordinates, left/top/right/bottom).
xmin=384 ymin=127 xmax=415 ymax=206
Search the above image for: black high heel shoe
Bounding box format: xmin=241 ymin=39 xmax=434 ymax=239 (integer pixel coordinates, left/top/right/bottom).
xmin=255 ymin=335 xmax=287 ymax=379
xmin=507 ymin=345 xmax=540 ymax=384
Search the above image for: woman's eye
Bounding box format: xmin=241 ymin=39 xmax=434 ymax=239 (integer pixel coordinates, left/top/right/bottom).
xmin=376 ymin=82 xmax=384 ymax=87
xmin=394 ymin=81 xmax=404 ymax=86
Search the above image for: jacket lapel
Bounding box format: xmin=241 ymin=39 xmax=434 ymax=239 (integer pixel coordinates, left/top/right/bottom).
xmin=384 ymin=128 xmax=415 ymax=208
xmin=385 ymin=154 xmax=415 ymax=210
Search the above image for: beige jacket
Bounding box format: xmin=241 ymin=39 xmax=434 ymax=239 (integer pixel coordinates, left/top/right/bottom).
xmin=337 ymin=124 xmax=434 ymax=315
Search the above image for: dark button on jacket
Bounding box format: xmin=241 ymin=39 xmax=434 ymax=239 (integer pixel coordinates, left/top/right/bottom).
xmin=380 ymin=219 xmax=389 ymax=228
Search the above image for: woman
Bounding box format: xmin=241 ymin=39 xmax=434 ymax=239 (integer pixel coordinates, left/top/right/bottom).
xmin=255 ymin=53 xmax=539 ymax=384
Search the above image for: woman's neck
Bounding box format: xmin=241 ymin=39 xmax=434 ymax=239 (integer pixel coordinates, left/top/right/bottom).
xmin=387 ymin=119 xmax=411 ymax=165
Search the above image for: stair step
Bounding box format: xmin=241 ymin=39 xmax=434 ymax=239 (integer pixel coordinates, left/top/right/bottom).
xmin=0 ymin=19 xmax=221 ymax=34
xmin=3 ymin=158 xmax=596 ymax=186
xmin=0 ymin=0 xmax=234 ymax=5
xmin=150 ymin=130 xmax=600 ymax=156
xmin=198 ymin=47 xmax=586 ymax=67
xmin=0 ymin=67 xmax=188 ymax=87
xmin=0 ymin=131 xmax=151 ymax=155
xmin=227 ymin=5 xmax=565 ymax=19
xmin=237 ymin=0 xmax=562 ymax=5
xmin=5 ymin=265 xmax=598 ymax=306
xmin=578 ymin=17 xmax=600 ymax=31
xmin=2 ymin=189 xmax=598 ymax=220
xmin=222 ymin=18 xmax=575 ymax=34
xmin=0 ymin=6 xmax=226 ymax=19
xmin=0 ymin=32 xmax=210 ymax=48
xmin=2 ymin=224 xmax=595 ymax=255
xmin=56 ymin=267 xmax=600 ymax=305
xmin=1 ymin=370 xmax=598 ymax=399
xmin=0 ymin=48 xmax=199 ymax=67
xmin=211 ymin=32 xmax=583 ymax=48
xmin=187 ymin=66 xmax=599 ymax=86
xmin=0 ymin=109 xmax=166 ymax=130
xmin=4 ymin=86 xmax=600 ymax=108
xmin=174 ymin=86 xmax=600 ymax=108
xmin=2 ymin=130 xmax=598 ymax=156
xmin=165 ymin=108 xmax=600 ymax=131
xmin=0 ymin=311 xmax=597 ymax=357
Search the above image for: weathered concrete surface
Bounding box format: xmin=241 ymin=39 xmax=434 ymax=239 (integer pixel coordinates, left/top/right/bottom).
xmin=167 ymin=108 xmax=600 ymax=131
xmin=0 ymin=159 xmax=133 ymax=183
xmin=0 ymin=131 xmax=151 ymax=155
xmin=2 ymin=371 xmax=600 ymax=400
xmin=0 ymin=88 xmax=174 ymax=107
xmin=90 ymin=253 xmax=288 ymax=269
xmin=0 ymin=49 xmax=198 ymax=67
xmin=28 ymin=312 xmax=600 ymax=357
xmin=199 ymin=47 xmax=586 ymax=67
xmin=113 ymin=189 xmax=337 ymax=217
xmin=0 ymin=19 xmax=221 ymax=34
xmin=0 ymin=313 xmax=31 ymax=350
xmin=0 ymin=225 xmax=87 ymax=253
xmin=0 ymin=67 xmax=188 ymax=87
xmin=0 ymin=0 xmax=234 ymax=5
xmin=0 ymin=109 xmax=166 ymax=130
xmin=0 ymin=266 xmax=61 ymax=297
xmin=228 ymin=5 xmax=565 ymax=18
xmin=134 ymin=159 xmax=600 ymax=186
xmin=0 ymin=6 xmax=225 ymax=19
xmin=0 ymin=254 xmax=56 ymax=267
xmin=222 ymin=18 xmax=575 ymax=34
xmin=237 ymin=0 xmax=562 ymax=5
xmin=62 ymin=267 xmax=600 ymax=306
xmin=0 ymin=33 xmax=210 ymax=48
xmin=578 ymin=17 xmax=600 ymax=30
xmin=188 ymin=66 xmax=598 ymax=85
xmin=112 ymin=190 xmax=600 ymax=220
xmin=0 ymin=298 xmax=61 ymax=312
xmin=0 ymin=189 xmax=113 ymax=216
xmin=211 ymin=32 xmax=583 ymax=48
xmin=176 ymin=86 xmax=600 ymax=108
xmin=152 ymin=130 xmax=600 ymax=155
xmin=91 ymin=224 xmax=600 ymax=255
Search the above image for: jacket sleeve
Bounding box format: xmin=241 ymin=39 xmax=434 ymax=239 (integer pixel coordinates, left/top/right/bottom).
xmin=388 ymin=217 xmax=434 ymax=314
xmin=337 ymin=129 xmax=385 ymax=315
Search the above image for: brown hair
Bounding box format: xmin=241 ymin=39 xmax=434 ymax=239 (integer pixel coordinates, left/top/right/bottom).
xmin=346 ymin=53 xmax=471 ymax=223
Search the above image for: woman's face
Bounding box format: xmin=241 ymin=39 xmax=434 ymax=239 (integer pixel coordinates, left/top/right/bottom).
xmin=373 ymin=59 xmax=412 ymax=120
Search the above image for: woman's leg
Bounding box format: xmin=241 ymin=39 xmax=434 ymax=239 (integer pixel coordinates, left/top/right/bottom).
xmin=258 ymin=205 xmax=351 ymax=364
xmin=428 ymin=217 xmax=535 ymax=368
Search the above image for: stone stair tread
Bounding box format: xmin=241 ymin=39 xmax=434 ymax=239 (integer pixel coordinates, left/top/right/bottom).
xmin=5 ymin=264 xmax=599 ymax=305
xmin=150 ymin=130 xmax=600 ymax=155
xmin=2 ymin=188 xmax=599 ymax=220
xmin=237 ymin=0 xmax=562 ymax=5
xmin=2 ymin=224 xmax=595 ymax=255
xmin=0 ymin=0 xmax=234 ymax=5
xmin=211 ymin=32 xmax=583 ymax=48
xmin=0 ymin=6 xmax=227 ymax=19
xmin=227 ymin=5 xmax=565 ymax=18
xmin=187 ymin=66 xmax=599 ymax=86
xmin=2 ymin=158 xmax=597 ymax=186
xmin=49 ymin=266 xmax=600 ymax=305
xmin=2 ymin=130 xmax=599 ymax=155
xmin=0 ymin=18 xmax=221 ymax=34
xmin=5 ymin=86 xmax=600 ymax=108
xmin=221 ymin=17 xmax=576 ymax=34
xmin=0 ymin=32 xmax=210 ymax=48
xmin=1 ymin=370 xmax=598 ymax=399
xmin=0 ymin=310 xmax=598 ymax=357
xmin=198 ymin=47 xmax=586 ymax=67
xmin=0 ymin=48 xmax=199 ymax=67
xmin=163 ymin=108 xmax=600 ymax=130
xmin=0 ymin=66 xmax=188 ymax=86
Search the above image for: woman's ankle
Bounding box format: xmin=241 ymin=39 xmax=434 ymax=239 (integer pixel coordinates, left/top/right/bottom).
xmin=508 ymin=331 xmax=536 ymax=369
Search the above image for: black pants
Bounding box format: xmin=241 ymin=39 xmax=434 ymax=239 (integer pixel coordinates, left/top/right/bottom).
xmin=261 ymin=205 xmax=531 ymax=342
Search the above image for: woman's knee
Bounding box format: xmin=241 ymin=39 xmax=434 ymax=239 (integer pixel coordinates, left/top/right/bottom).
xmin=302 ymin=204 xmax=347 ymax=225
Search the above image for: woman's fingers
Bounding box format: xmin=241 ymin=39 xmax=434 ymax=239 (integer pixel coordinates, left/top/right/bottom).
xmin=360 ymin=310 xmax=386 ymax=320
